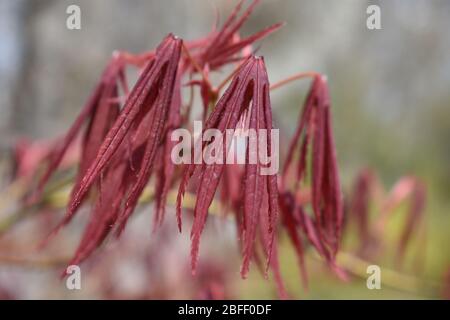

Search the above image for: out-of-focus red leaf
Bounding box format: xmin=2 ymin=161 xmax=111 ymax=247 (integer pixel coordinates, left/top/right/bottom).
xmin=281 ymin=75 xmax=343 ymax=260
xmin=197 ymin=0 xmax=282 ymax=70
xmin=30 ymin=58 xmax=126 ymax=203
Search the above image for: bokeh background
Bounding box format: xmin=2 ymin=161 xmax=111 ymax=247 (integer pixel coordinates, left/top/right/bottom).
xmin=0 ymin=0 xmax=449 ymax=299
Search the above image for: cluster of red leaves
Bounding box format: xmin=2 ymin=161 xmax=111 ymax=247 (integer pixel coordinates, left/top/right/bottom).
xmin=348 ymin=168 xmax=427 ymax=264
xmin=58 ymin=35 xmax=182 ymax=266
xmin=195 ymin=0 xmax=281 ymax=70
xmin=185 ymin=0 xmax=282 ymax=119
xmin=176 ymin=56 xmax=287 ymax=296
xmin=32 ymin=57 xmax=127 ymax=202
xmin=27 ymin=0 xmax=345 ymax=296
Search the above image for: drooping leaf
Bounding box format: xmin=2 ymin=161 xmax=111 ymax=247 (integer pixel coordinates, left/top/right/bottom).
xmin=64 ymin=34 xmax=182 ymax=228
xmin=31 ymin=58 xmax=124 ymax=203
xmin=177 ymin=56 xmax=279 ymax=276
xmin=282 ymin=75 xmax=343 ymax=259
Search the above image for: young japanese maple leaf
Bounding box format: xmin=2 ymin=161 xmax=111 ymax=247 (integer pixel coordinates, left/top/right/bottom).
xmin=381 ymin=176 xmax=426 ymax=264
xmin=197 ymin=0 xmax=283 ymax=70
xmin=281 ymin=75 xmax=344 ymax=259
xmin=66 ymin=154 xmax=128 ymax=266
xmin=50 ymin=35 xmax=183 ymax=269
xmin=349 ymin=168 xmax=376 ymax=252
xmin=219 ymin=159 xmax=287 ymax=298
xmin=177 ymin=56 xmax=279 ymax=276
xmin=279 ymin=190 xmax=348 ymax=283
xmin=30 ymin=57 xmax=126 ymax=203
xmin=152 ymin=74 xmax=183 ymax=228
xmin=257 ymin=188 xmax=288 ymax=299
xmin=51 ymin=34 xmax=182 ymax=238
xmin=114 ymin=47 xmax=183 ymax=235
xmin=220 ymin=163 xmax=245 ymax=217
xmin=63 ymin=127 xmax=163 ymax=267
xmin=186 ymin=0 xmax=283 ymax=119
xmin=278 ymin=191 xmax=308 ymax=289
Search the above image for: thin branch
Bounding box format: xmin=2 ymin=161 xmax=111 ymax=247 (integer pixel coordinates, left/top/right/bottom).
xmin=270 ymin=71 xmax=320 ymax=91
xmin=181 ymin=43 xmax=214 ymax=92
xmin=334 ymin=251 xmax=441 ymax=297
